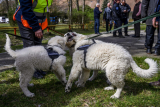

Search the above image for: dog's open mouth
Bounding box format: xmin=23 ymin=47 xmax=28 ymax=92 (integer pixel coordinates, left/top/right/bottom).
xmin=67 ymin=36 xmax=73 ymax=42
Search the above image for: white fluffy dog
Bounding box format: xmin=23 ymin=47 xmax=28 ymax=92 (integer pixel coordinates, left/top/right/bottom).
xmin=64 ymin=33 xmax=158 ymax=99
xmin=5 ymin=34 xmax=67 ymax=97
xmin=64 ymin=32 xmax=104 ymax=82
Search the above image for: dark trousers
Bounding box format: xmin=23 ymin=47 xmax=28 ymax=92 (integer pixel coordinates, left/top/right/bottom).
xmin=17 ymin=21 xmax=42 ymax=48
xmin=106 ymin=19 xmax=112 ymax=32
xmin=145 ymin=25 xmax=156 ymax=49
xmin=121 ymin=18 xmax=128 ymax=35
xmin=155 ymin=25 xmax=160 ymax=49
xmin=113 ymin=20 xmax=122 ymax=36
xmin=145 ymin=25 xmax=160 ymax=49
xmin=94 ymin=19 xmax=100 ymax=33
xmin=134 ymin=19 xmax=140 ymax=37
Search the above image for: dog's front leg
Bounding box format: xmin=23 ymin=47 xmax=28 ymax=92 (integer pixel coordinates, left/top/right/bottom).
xmin=65 ymin=64 xmax=81 ymax=93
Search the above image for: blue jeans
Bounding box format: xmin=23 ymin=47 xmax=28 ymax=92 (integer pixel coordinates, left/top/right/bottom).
xmin=94 ymin=19 xmax=100 ymax=33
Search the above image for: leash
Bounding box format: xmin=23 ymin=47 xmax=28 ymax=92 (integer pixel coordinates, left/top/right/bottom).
xmin=0 ymin=30 xmax=42 ymax=44
xmin=86 ymin=12 xmax=160 ymax=40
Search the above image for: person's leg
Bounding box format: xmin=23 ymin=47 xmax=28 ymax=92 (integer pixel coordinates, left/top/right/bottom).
xmin=137 ymin=21 xmax=140 ymax=37
xmin=97 ymin=19 xmax=100 ymax=33
xmin=94 ymin=19 xmax=98 ymax=34
xmin=106 ymin=19 xmax=109 ymax=32
xmin=133 ymin=19 xmax=140 ymax=38
xmin=113 ymin=20 xmax=118 ymax=37
xmin=146 ymin=25 xmax=156 ymax=54
xmin=154 ymin=26 xmax=160 ymax=55
xmin=110 ymin=20 xmax=113 ymax=31
xmin=117 ymin=20 xmax=123 ymax=37
xmin=124 ymin=18 xmax=129 ymax=36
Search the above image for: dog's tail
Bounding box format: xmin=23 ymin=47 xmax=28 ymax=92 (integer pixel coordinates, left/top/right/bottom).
xmin=130 ymin=58 xmax=158 ymax=78
xmin=5 ymin=34 xmax=17 ymax=58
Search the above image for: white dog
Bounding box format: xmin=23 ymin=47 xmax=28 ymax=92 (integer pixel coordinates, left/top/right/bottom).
xmin=5 ymin=34 xmax=67 ymax=97
xmin=64 ymin=33 xmax=158 ymax=99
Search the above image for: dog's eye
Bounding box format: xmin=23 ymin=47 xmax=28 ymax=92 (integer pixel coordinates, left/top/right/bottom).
xmin=72 ymin=33 xmax=76 ymax=36
xmin=67 ymin=33 xmax=70 ymax=36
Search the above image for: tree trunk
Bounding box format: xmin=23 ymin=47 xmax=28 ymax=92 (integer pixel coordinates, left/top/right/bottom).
xmin=15 ymin=0 xmax=18 ymax=5
xmin=76 ymin=0 xmax=79 ymax=11
xmin=82 ymin=0 xmax=85 ymax=24
xmin=5 ymin=0 xmax=9 ymax=12
xmin=69 ymin=0 xmax=72 ymax=25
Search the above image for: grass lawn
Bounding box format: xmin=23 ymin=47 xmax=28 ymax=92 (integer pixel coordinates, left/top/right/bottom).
xmin=0 ymin=52 xmax=160 ymax=107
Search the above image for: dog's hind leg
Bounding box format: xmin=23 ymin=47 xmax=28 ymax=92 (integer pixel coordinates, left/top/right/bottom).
xmin=19 ymin=69 xmax=35 ymax=97
xmin=77 ymin=69 xmax=90 ymax=87
xmin=88 ymin=70 xmax=98 ymax=81
xmin=65 ymin=63 xmax=82 ymax=93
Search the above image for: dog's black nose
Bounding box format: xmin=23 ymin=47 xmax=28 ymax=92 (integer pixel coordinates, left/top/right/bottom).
xmin=67 ymin=33 xmax=70 ymax=36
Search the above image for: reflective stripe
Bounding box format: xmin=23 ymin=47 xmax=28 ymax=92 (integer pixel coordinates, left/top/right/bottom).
xmin=34 ymin=12 xmax=46 ymax=17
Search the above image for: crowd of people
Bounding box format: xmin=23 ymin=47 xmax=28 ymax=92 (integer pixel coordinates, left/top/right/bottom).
xmin=94 ymin=0 xmax=160 ymax=86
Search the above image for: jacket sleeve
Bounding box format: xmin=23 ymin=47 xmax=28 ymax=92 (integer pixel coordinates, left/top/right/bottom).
xmin=19 ymin=0 xmax=41 ymax=32
xmin=141 ymin=0 xmax=149 ymax=18
xmin=127 ymin=4 xmax=131 ymax=13
xmin=103 ymin=10 xmax=106 ymax=19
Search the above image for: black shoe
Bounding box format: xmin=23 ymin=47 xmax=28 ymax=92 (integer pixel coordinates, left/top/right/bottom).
xmin=33 ymin=71 xmax=43 ymax=79
xmin=119 ymin=35 xmax=125 ymax=38
xmin=113 ymin=35 xmax=118 ymax=37
xmin=38 ymin=70 xmax=46 ymax=76
xmin=132 ymin=35 xmax=140 ymax=38
xmin=154 ymin=49 xmax=160 ymax=56
xmin=149 ymin=80 xmax=160 ymax=86
xmin=146 ymin=48 xmax=152 ymax=54
xmin=125 ymin=34 xmax=130 ymax=36
xmin=95 ymin=33 xmax=98 ymax=34
xmin=97 ymin=32 xmax=102 ymax=35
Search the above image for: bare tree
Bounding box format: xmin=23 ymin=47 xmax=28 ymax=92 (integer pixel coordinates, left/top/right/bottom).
xmin=5 ymin=0 xmax=9 ymax=12
xmin=76 ymin=0 xmax=79 ymax=11
xmin=82 ymin=0 xmax=85 ymax=24
xmin=69 ymin=0 xmax=72 ymax=25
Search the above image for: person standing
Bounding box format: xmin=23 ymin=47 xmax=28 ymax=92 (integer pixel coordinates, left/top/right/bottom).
xmin=112 ymin=0 xmax=124 ymax=38
xmin=94 ymin=3 xmax=102 ymax=34
xmin=141 ymin=0 xmax=160 ymax=55
xmin=103 ymin=3 xmax=113 ymax=33
xmin=13 ymin=0 xmax=53 ymax=78
xmin=119 ymin=0 xmax=131 ymax=36
xmin=132 ymin=0 xmax=141 ymax=38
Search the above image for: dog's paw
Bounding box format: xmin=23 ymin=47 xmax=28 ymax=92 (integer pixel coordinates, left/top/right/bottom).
xmin=26 ymin=93 xmax=35 ymax=97
xmin=28 ymin=83 xmax=34 ymax=87
xmin=65 ymin=86 xmax=71 ymax=93
xmin=110 ymin=94 xmax=119 ymax=99
xmin=77 ymin=83 xmax=85 ymax=88
xmin=104 ymin=86 xmax=114 ymax=90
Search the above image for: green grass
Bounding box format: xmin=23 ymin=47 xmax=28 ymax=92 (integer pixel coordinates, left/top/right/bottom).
xmin=0 ymin=54 xmax=160 ymax=107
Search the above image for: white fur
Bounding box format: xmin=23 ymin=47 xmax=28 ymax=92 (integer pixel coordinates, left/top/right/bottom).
xmin=65 ymin=33 xmax=158 ymax=99
xmin=5 ymin=34 xmax=67 ymax=97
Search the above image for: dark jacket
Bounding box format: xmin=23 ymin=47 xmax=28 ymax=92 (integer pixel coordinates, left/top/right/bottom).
xmin=141 ymin=0 xmax=158 ymax=25
xmin=132 ymin=1 xmax=141 ymax=20
xmin=156 ymin=0 xmax=160 ymax=22
xmin=119 ymin=3 xmax=131 ymax=19
xmin=112 ymin=3 xmax=121 ymax=20
xmin=94 ymin=7 xmax=102 ymax=20
xmin=103 ymin=7 xmax=112 ymax=20
xmin=15 ymin=0 xmax=41 ymax=32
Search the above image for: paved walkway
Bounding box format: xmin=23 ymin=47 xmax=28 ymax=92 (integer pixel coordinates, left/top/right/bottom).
xmin=0 ymin=29 xmax=159 ymax=71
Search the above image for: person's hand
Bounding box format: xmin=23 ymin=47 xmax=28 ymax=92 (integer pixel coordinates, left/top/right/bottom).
xmin=100 ymin=10 xmax=102 ymax=12
xmin=152 ymin=17 xmax=159 ymax=28
xmin=124 ymin=10 xmax=126 ymax=12
xmin=35 ymin=29 xmax=43 ymax=39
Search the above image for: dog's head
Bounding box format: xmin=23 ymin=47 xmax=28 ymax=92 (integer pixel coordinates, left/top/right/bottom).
xmin=64 ymin=32 xmax=87 ymax=48
xmin=48 ymin=36 xmax=65 ymax=50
